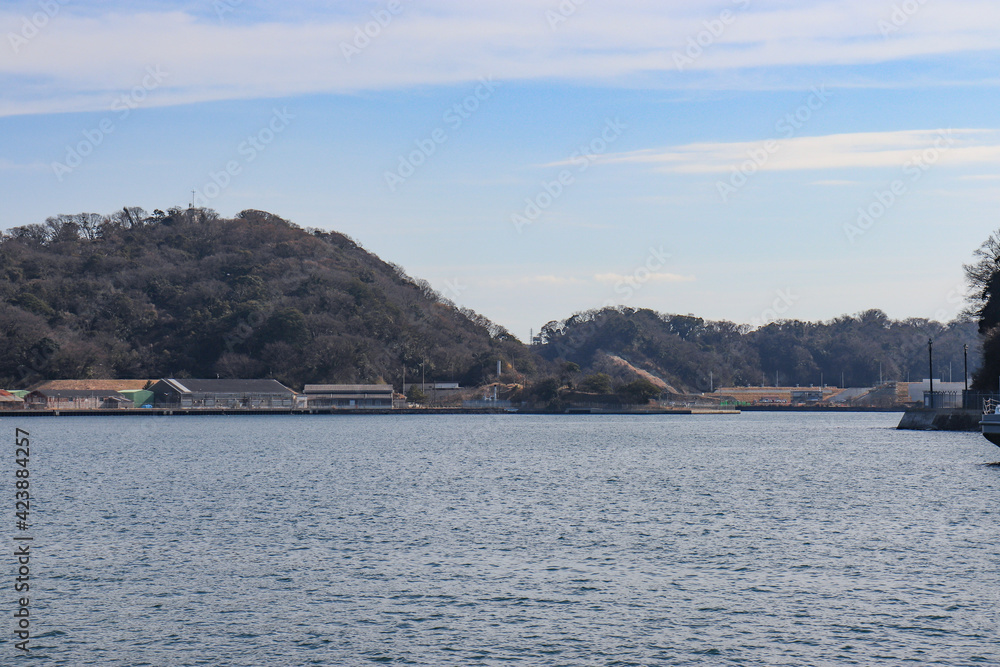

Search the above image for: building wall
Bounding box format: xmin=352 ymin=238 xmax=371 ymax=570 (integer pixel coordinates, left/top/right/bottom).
xmin=306 ymin=396 xmax=393 ymax=409
xmin=173 ymin=392 xmax=295 ymax=408
xmin=26 ymin=396 xmax=132 ymax=409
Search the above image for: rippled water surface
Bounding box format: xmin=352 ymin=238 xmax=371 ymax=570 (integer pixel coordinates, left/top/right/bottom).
xmin=8 ymin=412 xmax=1000 ymax=665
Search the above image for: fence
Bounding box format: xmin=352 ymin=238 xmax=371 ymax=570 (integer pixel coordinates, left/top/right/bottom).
xmin=926 ymin=391 xmax=1000 ymax=410
xmin=961 ymin=391 xmax=1000 ymax=411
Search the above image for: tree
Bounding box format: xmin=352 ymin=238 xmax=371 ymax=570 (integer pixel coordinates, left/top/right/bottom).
xmin=965 ymin=229 xmax=1000 ymax=390
xmin=406 ymin=385 xmax=427 ymax=404
xmin=579 ymin=372 xmax=613 ymax=394
xmin=560 ymin=361 xmax=580 ymax=388
xmin=965 ymin=229 xmax=1000 ymax=334
xmin=618 ymin=378 xmax=662 ymax=403
xmin=531 ymin=377 xmax=561 ymax=402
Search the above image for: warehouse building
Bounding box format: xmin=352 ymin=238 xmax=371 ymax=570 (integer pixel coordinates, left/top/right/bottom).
xmin=149 ymin=379 xmax=297 ymax=409
xmin=303 ymin=384 xmax=394 ymax=409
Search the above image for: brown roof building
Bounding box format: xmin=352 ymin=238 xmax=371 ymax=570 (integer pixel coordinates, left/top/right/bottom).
xmin=0 ymin=390 xmax=24 ymax=410
xmin=33 ymin=380 xmax=151 ymax=392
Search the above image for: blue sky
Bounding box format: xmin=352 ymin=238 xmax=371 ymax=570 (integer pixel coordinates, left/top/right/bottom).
xmin=3 ymin=0 xmax=1000 ymax=339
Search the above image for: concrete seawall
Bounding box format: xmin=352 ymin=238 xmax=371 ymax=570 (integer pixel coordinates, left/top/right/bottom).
xmin=897 ymin=408 xmax=982 ymax=432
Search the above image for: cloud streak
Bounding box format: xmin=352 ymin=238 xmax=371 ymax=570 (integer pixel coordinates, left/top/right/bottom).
xmin=594 ymin=272 xmax=695 ymax=284
xmin=3 ymin=1 xmax=1000 ymax=117
xmin=591 ymin=129 xmax=1000 ymax=174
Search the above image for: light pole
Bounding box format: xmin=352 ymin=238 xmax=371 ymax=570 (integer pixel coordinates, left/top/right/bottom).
xmin=928 ymin=338 xmax=934 ymax=408
xmin=964 ymin=344 xmax=969 ymax=391
xmin=964 ymin=343 xmax=969 ymax=408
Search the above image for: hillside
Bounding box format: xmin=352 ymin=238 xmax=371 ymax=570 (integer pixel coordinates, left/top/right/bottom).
xmin=0 ymin=207 xmax=981 ymax=397
xmin=535 ymin=307 xmax=979 ymax=393
xmin=0 ymin=207 xmax=534 ymax=390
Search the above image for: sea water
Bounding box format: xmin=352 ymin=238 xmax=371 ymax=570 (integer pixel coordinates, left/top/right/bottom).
xmin=6 ymin=412 xmax=999 ymax=665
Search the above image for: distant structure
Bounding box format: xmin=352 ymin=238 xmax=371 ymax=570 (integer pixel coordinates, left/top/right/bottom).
xmin=25 ymin=389 xmax=133 ymax=410
xmin=0 ymin=390 xmax=25 ymax=410
xmin=303 ymin=384 xmax=394 ymax=409
xmin=907 ymin=379 xmax=967 ymax=408
xmin=149 ymin=379 xmax=297 ymax=409
xmin=33 ymin=379 xmax=151 ymax=392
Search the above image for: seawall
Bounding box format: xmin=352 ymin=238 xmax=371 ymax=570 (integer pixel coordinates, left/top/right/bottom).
xmin=897 ymin=408 xmax=981 ymax=432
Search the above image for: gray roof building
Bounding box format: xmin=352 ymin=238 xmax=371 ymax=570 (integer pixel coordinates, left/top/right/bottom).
xmin=150 ymin=379 xmax=296 ymax=409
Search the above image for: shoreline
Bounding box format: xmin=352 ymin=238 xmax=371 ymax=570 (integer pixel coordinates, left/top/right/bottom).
xmin=0 ymin=406 xmax=913 ymax=417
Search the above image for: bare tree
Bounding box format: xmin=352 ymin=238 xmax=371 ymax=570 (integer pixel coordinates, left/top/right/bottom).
xmin=965 ymin=228 xmax=1000 ymax=333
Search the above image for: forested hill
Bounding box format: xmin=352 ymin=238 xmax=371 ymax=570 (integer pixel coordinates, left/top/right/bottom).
xmin=0 ymin=207 xmax=532 ymax=389
xmin=536 ymin=307 xmax=979 ymax=393
xmin=0 ymin=206 xmax=980 ymax=395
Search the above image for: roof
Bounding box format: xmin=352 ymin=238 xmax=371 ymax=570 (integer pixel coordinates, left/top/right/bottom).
xmin=154 ymin=379 xmax=296 ymax=395
xmin=304 ymin=384 xmax=394 ymax=394
xmin=0 ymin=390 xmax=23 ymax=403
xmin=119 ymin=389 xmax=154 ymax=398
xmin=28 ymin=390 xmax=129 ymax=399
xmin=35 ymin=380 xmax=151 ymax=391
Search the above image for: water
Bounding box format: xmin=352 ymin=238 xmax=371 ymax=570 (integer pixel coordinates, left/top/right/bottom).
xmin=6 ymin=412 xmax=1000 ymax=665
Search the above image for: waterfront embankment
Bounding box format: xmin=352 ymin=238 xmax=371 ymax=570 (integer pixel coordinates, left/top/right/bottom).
xmin=897 ymin=408 xmax=981 ymax=432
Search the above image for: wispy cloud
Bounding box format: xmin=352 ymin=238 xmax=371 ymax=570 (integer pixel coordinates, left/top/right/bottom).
xmin=590 ymin=129 xmax=1000 ymax=174
xmin=3 ymin=1 xmax=1000 ymax=116
xmin=594 ymin=272 xmax=695 ymax=284
xmin=0 ymin=157 xmax=48 ymax=171
xmin=486 ymin=275 xmax=588 ymax=288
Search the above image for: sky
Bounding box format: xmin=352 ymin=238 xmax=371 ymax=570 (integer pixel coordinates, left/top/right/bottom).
xmin=3 ymin=0 xmax=1000 ymax=340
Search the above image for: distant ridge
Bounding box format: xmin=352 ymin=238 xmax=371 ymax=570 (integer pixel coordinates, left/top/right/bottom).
xmin=0 ymin=207 xmax=533 ymax=390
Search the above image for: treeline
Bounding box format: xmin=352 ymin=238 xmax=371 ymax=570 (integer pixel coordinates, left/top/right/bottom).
xmin=0 ymin=206 xmax=984 ymax=395
xmin=536 ymin=307 xmax=979 ymax=392
xmin=0 ymin=207 xmax=534 ymax=390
